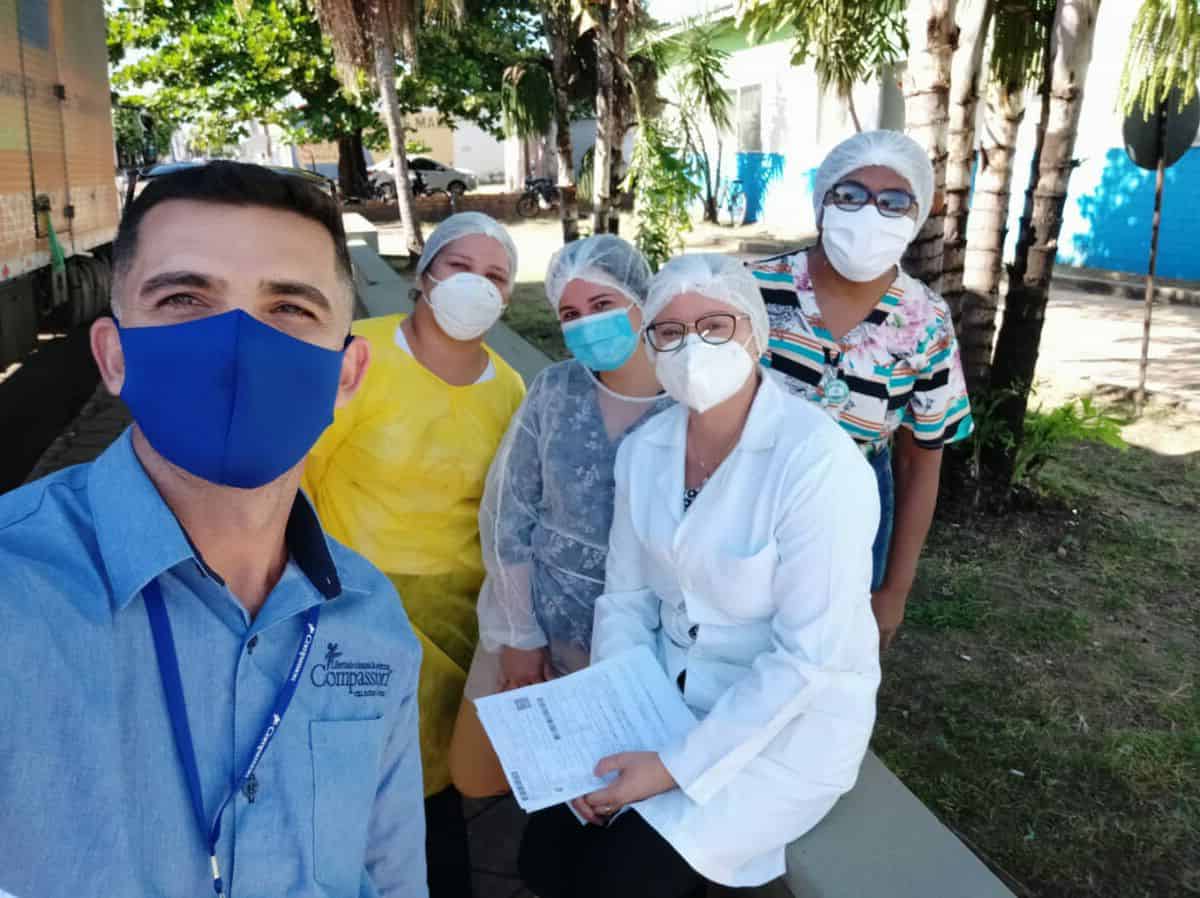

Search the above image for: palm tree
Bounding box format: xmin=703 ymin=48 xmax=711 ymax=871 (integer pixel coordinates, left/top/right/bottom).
xmin=671 ymin=20 xmax=733 ymax=223
xmin=1119 ymin=0 xmax=1200 ymax=117
xmin=901 ymin=0 xmax=958 ymax=290
xmin=737 ymin=0 xmax=908 ymax=132
xmin=501 ymin=61 xmax=555 ymax=182
xmin=590 ymin=2 xmax=618 ymax=235
xmin=941 ymin=0 xmax=993 ymax=319
xmin=988 ymin=0 xmax=1104 ymax=481
xmin=309 ymin=0 xmax=463 ymax=256
xmin=958 ymin=0 xmax=1056 ymax=395
xmin=587 ymin=0 xmax=648 ymax=236
xmin=543 ymin=0 xmax=583 ymax=243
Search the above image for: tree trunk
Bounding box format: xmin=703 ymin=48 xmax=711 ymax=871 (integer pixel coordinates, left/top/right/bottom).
xmin=960 ymin=81 xmax=1025 ymax=395
xmin=337 ymin=128 xmax=370 ymax=199
xmin=941 ymin=0 xmax=993 ymax=317
xmin=591 ymin=3 xmax=615 ymax=234
xmin=902 ymin=0 xmax=959 ymax=290
xmin=606 ymin=3 xmax=629 ymax=237
xmin=545 ymin=4 xmax=580 ymax=244
xmin=375 ymin=36 xmax=423 ymax=256
xmin=989 ymin=0 xmax=1102 ymax=482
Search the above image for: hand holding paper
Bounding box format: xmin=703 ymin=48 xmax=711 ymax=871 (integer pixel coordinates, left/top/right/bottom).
xmin=474 ymin=646 xmax=696 ymax=813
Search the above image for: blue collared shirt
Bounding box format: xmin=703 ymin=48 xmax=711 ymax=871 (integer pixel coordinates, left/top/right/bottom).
xmin=0 ymin=430 xmax=427 ymax=898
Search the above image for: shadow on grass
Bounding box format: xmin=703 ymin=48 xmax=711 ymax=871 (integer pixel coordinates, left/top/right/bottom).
xmin=875 ymin=435 xmax=1199 ymax=897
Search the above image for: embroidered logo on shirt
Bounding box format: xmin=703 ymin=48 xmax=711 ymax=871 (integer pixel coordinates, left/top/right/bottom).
xmin=309 ymin=642 xmax=393 ymax=697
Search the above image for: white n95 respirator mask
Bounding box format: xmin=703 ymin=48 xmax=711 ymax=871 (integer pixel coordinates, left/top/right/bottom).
xmin=820 ymin=205 xmax=915 ymax=282
xmin=653 ymin=335 xmax=754 ymax=414
xmin=426 ymin=272 xmax=504 ymax=341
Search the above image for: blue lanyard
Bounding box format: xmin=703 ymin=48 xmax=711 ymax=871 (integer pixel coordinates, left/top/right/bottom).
xmin=143 ymin=579 xmax=320 ymax=897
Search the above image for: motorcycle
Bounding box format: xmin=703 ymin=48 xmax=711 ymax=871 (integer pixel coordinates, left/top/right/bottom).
xmin=516 ymin=176 xmax=560 ymax=218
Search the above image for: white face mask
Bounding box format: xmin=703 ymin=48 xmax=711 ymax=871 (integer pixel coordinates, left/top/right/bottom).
xmin=426 ymin=272 xmax=504 ymax=341
xmin=653 ymin=334 xmax=754 ymax=414
xmin=820 ymin=205 xmax=916 ymax=282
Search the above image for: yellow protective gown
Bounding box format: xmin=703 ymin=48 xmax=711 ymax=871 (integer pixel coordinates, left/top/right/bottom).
xmin=303 ymin=313 xmax=525 ymax=796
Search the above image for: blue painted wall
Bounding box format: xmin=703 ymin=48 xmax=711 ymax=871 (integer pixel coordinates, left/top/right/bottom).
xmin=1060 ymin=146 xmax=1200 ymax=280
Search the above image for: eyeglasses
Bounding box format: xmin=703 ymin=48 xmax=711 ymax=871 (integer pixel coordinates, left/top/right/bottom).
xmin=644 ymin=313 xmax=748 ymax=353
xmin=825 ymin=180 xmax=918 ymax=219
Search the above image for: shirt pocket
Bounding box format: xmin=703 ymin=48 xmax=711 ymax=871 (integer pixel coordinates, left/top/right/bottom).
xmin=310 ymin=716 xmax=387 ymax=894
xmin=699 ymin=539 xmax=779 ymax=621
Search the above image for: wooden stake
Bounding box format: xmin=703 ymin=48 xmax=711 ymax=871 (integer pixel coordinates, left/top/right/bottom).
xmin=1135 ymin=101 xmax=1168 ymax=417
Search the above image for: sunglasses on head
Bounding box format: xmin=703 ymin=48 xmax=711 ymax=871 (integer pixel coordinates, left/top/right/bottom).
xmin=825 ymin=180 xmax=918 ymax=219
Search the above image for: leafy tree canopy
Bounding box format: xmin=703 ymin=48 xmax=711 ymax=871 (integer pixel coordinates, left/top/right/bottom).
xmin=108 ymin=0 xmax=544 ymax=152
xmin=735 ymin=0 xmax=907 ymax=99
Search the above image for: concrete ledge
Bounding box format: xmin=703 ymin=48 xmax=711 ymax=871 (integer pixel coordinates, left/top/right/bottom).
xmin=779 ymin=752 xmax=1016 ymax=898
xmin=1052 ymin=263 xmax=1200 ymax=307
xmin=342 ymin=212 xmax=379 ymax=253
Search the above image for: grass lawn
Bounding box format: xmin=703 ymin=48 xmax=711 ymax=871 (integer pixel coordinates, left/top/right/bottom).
xmin=874 ymin=407 xmax=1199 ymax=897
xmin=502 ymin=280 xmax=568 ymax=361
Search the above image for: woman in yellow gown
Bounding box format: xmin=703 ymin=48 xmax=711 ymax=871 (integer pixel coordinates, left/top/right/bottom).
xmin=303 ymin=212 xmax=526 ymax=897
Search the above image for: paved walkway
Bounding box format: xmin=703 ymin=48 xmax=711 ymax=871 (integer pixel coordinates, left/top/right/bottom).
xmin=1034 ymin=287 xmax=1200 ymax=413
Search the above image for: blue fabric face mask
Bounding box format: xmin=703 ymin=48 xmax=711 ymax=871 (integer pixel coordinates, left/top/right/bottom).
xmin=119 ymin=309 xmax=347 ymax=489
xmin=561 ymin=307 xmax=640 ymax=372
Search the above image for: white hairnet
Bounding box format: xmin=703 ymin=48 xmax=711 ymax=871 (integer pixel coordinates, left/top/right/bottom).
xmin=544 ymin=234 xmax=652 ymax=311
xmin=415 ymin=212 xmax=519 ymax=286
xmin=813 ymin=130 xmax=935 ymax=233
xmin=644 ymin=253 xmax=769 ymax=354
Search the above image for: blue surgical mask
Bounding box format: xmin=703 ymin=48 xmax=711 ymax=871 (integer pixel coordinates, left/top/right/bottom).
xmin=561 ymin=307 xmax=640 ymax=372
xmin=118 ymin=309 xmax=347 ymax=489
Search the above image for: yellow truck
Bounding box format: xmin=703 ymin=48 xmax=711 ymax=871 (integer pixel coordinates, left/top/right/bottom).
xmin=1 ymin=0 xmax=119 ymax=368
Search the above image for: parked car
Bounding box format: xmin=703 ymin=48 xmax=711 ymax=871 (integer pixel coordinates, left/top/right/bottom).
xmin=130 ymin=161 xmax=338 ymax=205
xmin=369 ymin=156 xmax=478 ymax=200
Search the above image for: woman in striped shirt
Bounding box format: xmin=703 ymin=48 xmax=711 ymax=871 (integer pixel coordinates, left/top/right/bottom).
xmin=750 ymin=130 xmax=973 ymax=650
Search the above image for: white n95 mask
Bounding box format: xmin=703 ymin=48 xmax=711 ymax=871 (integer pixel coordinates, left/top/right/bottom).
xmin=427 ymin=272 xmax=504 ymax=341
xmin=820 ymin=205 xmax=915 ymax=282
xmin=653 ymin=335 xmax=753 ymax=414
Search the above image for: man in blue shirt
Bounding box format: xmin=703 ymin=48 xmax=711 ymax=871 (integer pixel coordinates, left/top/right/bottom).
xmin=0 ymin=162 xmax=428 ymax=898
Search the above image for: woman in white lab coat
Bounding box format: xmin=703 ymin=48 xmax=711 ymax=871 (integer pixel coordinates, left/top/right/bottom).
xmin=517 ymin=254 xmax=883 ymax=895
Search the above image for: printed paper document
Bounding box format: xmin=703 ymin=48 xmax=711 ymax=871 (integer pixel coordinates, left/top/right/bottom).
xmin=474 ymin=646 xmax=696 ymax=812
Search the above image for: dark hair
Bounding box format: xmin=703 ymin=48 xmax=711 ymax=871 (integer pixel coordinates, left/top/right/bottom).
xmin=114 ymin=161 xmax=353 ymax=299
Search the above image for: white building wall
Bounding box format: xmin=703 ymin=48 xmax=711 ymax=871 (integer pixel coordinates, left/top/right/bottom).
xmin=452 ymin=122 xmax=505 ymax=184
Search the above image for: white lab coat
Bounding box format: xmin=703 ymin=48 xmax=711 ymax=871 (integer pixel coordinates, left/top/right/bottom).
xmin=592 ymin=374 xmax=882 ymax=887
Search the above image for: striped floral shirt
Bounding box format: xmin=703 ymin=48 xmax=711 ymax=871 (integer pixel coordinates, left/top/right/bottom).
xmin=750 ymin=250 xmax=973 ymax=453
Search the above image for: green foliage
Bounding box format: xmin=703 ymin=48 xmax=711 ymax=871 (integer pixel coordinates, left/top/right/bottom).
xmin=665 ymin=19 xmax=732 ymax=222
xmin=735 ymin=0 xmax=907 ymax=100
xmin=501 ymin=61 xmax=555 ymax=136
xmin=966 ymin=391 xmax=1127 ymax=489
xmin=109 ymin=0 xmax=377 ymax=152
xmin=1014 ymin=396 xmax=1127 ymax=486
xmin=623 ymin=117 xmax=699 ymax=271
xmin=112 ymin=104 xmax=175 ymax=168
xmin=1120 ymin=0 xmax=1200 ymax=117
xmin=671 ymin=22 xmax=733 ymax=133
xmin=108 ymin=0 xmax=541 ymax=153
xmin=988 ymin=0 xmax=1056 ymax=92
